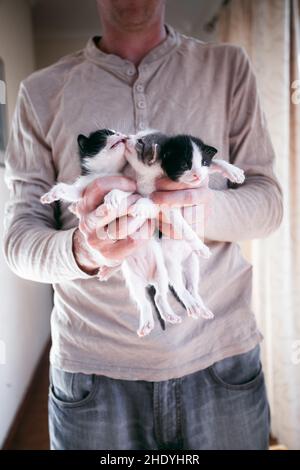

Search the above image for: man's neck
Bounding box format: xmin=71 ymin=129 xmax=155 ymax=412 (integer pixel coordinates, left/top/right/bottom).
xmin=97 ymin=23 xmax=167 ymax=66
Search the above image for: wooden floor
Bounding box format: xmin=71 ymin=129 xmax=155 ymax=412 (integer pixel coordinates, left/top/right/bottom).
xmin=6 ymin=345 xmax=50 ymax=450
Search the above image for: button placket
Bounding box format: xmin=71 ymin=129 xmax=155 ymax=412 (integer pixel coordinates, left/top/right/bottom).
xmin=126 ymin=68 xmax=135 ymax=76
xmin=133 ymin=71 xmax=148 ymax=133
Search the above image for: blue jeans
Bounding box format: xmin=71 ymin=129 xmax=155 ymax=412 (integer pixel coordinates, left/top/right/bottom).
xmin=48 ymin=345 xmax=270 ymax=450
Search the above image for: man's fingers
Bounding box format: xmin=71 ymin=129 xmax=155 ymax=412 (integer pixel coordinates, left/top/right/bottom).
xmin=155 ymin=176 xmax=208 ymax=191
xmin=155 ymin=177 xmax=192 ymax=191
xmin=105 ymin=221 xmax=154 ymax=259
xmin=76 ymin=176 xmax=137 ymax=215
xmin=151 ymin=187 xmax=208 ymax=207
xmin=95 ymin=193 xmax=140 ymax=218
xmin=106 ymin=213 xmax=156 ymax=240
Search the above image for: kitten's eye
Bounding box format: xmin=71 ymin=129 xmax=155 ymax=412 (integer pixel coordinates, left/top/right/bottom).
xmin=136 ymin=139 xmax=145 ymax=152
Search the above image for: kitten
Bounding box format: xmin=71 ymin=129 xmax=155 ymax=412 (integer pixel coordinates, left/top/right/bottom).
xmin=40 ymin=128 xmax=128 ymax=270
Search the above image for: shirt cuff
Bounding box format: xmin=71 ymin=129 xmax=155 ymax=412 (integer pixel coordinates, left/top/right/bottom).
xmin=64 ymin=227 xmax=99 ymax=280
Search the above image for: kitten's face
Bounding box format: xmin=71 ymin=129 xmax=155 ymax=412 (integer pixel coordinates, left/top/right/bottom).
xmin=77 ymin=128 xmax=128 ymax=175
xmin=160 ymin=135 xmax=218 ymax=184
xmin=125 ymin=129 xmax=166 ymax=175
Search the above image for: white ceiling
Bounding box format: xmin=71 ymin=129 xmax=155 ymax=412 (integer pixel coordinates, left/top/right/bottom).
xmin=32 ymin=0 xmax=224 ymax=40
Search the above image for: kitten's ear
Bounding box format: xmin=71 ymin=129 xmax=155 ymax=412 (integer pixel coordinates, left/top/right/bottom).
xmin=149 ymin=143 xmax=160 ymax=165
xmin=203 ymin=145 xmax=218 ymax=160
xmin=77 ymin=134 xmax=88 ymax=153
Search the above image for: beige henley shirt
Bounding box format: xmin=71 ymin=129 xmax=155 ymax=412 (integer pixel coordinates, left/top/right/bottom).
xmin=3 ymin=24 xmax=283 ymax=381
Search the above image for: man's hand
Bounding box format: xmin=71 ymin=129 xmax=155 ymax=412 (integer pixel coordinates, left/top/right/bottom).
xmin=151 ymin=176 xmax=214 ymax=237
xmin=71 ymin=176 xmax=155 ymax=274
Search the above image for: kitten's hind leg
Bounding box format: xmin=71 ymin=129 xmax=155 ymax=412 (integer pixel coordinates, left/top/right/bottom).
xmin=183 ymin=251 xmax=214 ymax=319
xmin=164 ymin=208 xmax=211 ymax=259
xmin=151 ymin=248 xmax=182 ymax=326
xmin=122 ymin=262 xmax=155 ymax=337
xmin=164 ymin=246 xmax=213 ymax=320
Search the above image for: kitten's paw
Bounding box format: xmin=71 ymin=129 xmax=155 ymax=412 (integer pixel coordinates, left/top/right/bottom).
xmin=164 ymin=313 xmax=182 ymax=324
xmin=194 ymin=245 xmax=211 ymax=259
xmin=96 ymin=203 xmax=110 ymax=217
xmin=103 ymin=189 xmax=129 ymax=212
xmin=224 ymin=166 xmax=245 ymax=184
xmin=200 ymin=307 xmax=214 ymax=320
xmin=180 ymin=293 xmax=213 ymax=320
xmin=128 ymin=199 xmax=158 ymax=219
xmin=137 ymin=319 xmax=155 ymax=337
xmin=40 ymin=187 xmax=64 ymax=204
xmin=40 ymin=191 xmax=57 ymax=204
xmin=40 ymin=183 xmax=77 ymax=204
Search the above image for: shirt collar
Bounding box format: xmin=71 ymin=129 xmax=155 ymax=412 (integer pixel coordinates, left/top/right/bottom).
xmin=84 ymin=23 xmax=181 ymax=69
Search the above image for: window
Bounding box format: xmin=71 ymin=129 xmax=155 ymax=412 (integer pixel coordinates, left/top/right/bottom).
xmin=0 ymin=58 xmax=7 ymax=167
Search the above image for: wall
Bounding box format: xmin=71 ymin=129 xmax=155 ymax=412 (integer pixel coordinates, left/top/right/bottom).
xmin=32 ymin=0 xmax=223 ymax=68
xmin=0 ymin=0 xmax=52 ymax=448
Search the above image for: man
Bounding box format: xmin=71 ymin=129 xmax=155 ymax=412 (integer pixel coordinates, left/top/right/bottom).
xmin=3 ymin=0 xmax=283 ymax=450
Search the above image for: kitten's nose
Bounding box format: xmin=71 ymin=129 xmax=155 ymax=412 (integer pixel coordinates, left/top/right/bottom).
xmin=192 ymin=173 xmax=201 ymax=181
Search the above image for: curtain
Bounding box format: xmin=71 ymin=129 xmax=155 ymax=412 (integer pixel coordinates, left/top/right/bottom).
xmin=216 ymin=0 xmax=300 ymax=449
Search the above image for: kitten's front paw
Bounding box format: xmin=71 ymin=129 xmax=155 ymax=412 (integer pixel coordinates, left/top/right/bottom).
xmin=40 ymin=188 xmax=61 ymax=204
xmin=40 ymin=182 xmax=79 ymax=204
xmin=103 ymin=189 xmax=129 ymax=213
xmin=194 ymin=244 xmax=211 ymax=259
xmin=224 ymin=166 xmax=245 ymax=184
xmin=128 ymin=198 xmax=158 ymax=219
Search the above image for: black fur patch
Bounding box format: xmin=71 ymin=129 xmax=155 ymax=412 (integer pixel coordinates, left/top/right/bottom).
xmin=160 ymin=135 xmax=193 ymax=181
xmin=160 ymin=134 xmax=218 ymax=181
xmin=77 ymin=129 xmax=115 ymax=175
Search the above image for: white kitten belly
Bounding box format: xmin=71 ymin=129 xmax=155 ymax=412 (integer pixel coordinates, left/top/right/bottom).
xmin=122 ymin=239 xmax=160 ymax=282
xmin=160 ymin=238 xmax=193 ymax=264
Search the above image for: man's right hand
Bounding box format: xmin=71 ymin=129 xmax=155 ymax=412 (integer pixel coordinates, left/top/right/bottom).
xmin=71 ymin=176 xmax=155 ymax=274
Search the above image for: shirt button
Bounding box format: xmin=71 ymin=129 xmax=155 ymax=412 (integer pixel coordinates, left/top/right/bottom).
xmin=127 ymin=68 xmax=135 ymax=76
xmin=137 ymin=100 xmax=146 ymax=109
xmin=139 ymin=122 xmax=146 ymax=130
xmin=136 ymin=84 xmax=144 ymax=92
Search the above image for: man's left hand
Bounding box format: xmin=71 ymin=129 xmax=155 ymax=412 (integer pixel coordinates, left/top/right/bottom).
xmin=150 ymin=176 xmax=214 ymax=237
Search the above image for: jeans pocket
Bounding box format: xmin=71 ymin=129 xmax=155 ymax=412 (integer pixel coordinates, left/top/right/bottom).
xmin=49 ymin=366 xmax=98 ymax=408
xmin=207 ymin=344 xmax=264 ymax=391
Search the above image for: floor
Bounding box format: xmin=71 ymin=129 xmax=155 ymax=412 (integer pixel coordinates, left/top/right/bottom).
xmin=7 ymin=346 xmax=50 ymax=450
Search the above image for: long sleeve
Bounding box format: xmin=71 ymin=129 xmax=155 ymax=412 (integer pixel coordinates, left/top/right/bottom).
xmin=2 ymin=82 xmax=95 ymax=283
xmin=205 ymin=48 xmax=283 ymax=242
